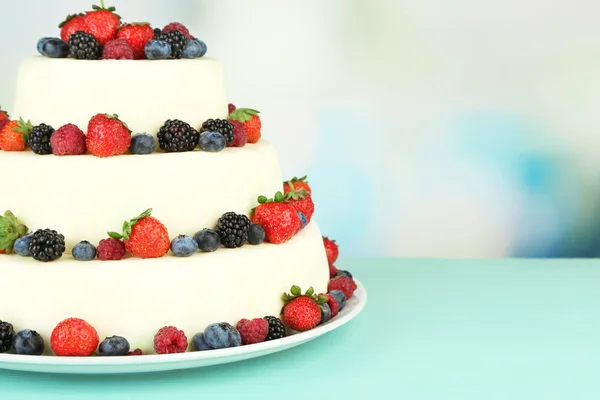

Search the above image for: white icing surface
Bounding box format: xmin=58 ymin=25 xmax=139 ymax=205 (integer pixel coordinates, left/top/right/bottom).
xmin=10 ymin=56 xmax=229 ymax=136
xmin=0 ymin=141 xmax=282 ymax=250
xmin=0 ymin=222 xmax=330 ymax=354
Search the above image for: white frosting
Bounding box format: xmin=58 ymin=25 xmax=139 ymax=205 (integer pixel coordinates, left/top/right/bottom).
xmin=0 ymin=222 xmax=330 ymax=354
xmin=0 ymin=141 xmax=282 ymax=250
xmin=10 ymin=56 xmax=228 ymax=136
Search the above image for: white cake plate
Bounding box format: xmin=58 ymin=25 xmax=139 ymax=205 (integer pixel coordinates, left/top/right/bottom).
xmin=0 ymin=280 xmax=367 ymax=374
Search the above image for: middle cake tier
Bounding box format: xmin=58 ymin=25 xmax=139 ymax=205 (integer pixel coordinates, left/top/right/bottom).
xmin=0 ymin=141 xmax=282 ymax=250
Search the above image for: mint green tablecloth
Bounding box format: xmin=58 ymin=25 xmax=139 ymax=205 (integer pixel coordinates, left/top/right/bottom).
xmin=2 ymin=258 xmax=600 ymax=399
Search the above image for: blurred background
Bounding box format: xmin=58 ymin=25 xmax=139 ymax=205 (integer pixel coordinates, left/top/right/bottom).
xmin=2 ymin=0 xmax=600 ymax=258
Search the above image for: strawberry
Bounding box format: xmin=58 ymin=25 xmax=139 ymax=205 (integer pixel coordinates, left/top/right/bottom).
xmin=109 ymin=208 xmax=170 ymax=259
xmin=323 ymin=237 xmax=339 ymax=265
xmin=86 ymin=113 xmax=131 ymax=157
xmin=0 ymin=118 xmax=33 ymax=151
xmin=251 ymin=192 xmax=301 ymax=244
xmin=283 ymin=175 xmax=311 ymax=195
xmin=59 ymin=13 xmax=86 ymax=42
xmin=228 ymin=108 xmax=261 ymax=143
xmin=281 ymin=285 xmax=328 ymax=332
xmin=0 ymin=105 xmax=9 ymax=122
xmin=0 ymin=210 xmax=28 ymax=254
xmin=117 ymin=23 xmax=154 ymax=59
xmin=83 ymin=0 xmax=121 ymax=45
xmin=283 ymin=182 xmax=314 ymax=224
xmin=50 ymin=317 xmax=99 ymax=356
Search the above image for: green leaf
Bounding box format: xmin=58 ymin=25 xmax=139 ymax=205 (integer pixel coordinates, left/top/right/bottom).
xmin=317 ymin=295 xmax=329 ymax=305
xmin=0 ymin=210 xmax=28 ymax=253
xmin=290 ymin=285 xmax=301 ymax=296
xmin=274 ymin=192 xmax=285 ymax=202
xmin=282 ymin=293 xmax=291 ymax=302
xmin=305 ymin=286 xmax=314 ymax=296
xmin=257 ymin=195 xmax=268 ymax=204
xmin=108 ymin=232 xmax=123 ymax=239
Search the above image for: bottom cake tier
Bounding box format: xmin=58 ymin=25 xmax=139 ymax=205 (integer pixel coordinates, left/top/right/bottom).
xmin=0 ymin=221 xmax=329 ymax=355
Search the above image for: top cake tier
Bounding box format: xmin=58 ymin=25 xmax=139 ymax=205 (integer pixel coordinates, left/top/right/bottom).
xmin=11 ymin=56 xmax=229 ymax=137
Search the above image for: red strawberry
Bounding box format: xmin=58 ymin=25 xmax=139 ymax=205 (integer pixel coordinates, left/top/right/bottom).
xmin=227 ymin=120 xmax=247 ymax=147
xmin=0 ymin=118 xmax=33 ymax=151
xmin=0 ymin=210 xmax=28 ymax=254
xmin=284 ymin=182 xmax=314 ymax=224
xmin=283 ymin=175 xmax=311 ymax=195
xmin=328 ymin=276 xmax=357 ymax=299
xmin=59 ymin=13 xmax=86 ymax=42
xmin=323 ymin=237 xmax=339 ymax=265
xmin=108 ymin=208 xmax=170 ymax=259
xmin=117 ymin=23 xmax=154 ymax=59
xmin=83 ymin=1 xmax=121 ymax=45
xmin=281 ymin=286 xmax=328 ymax=332
xmin=162 ymin=22 xmax=193 ymax=40
xmin=86 ymin=113 xmax=131 ymax=157
xmin=251 ymin=192 xmax=301 ymax=244
xmin=0 ymin=105 xmax=9 ymax=122
xmin=50 ymin=317 xmax=99 ymax=356
xmin=228 ymin=108 xmax=261 ymax=143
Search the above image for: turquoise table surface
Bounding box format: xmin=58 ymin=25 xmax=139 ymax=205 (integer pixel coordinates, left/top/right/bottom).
xmin=3 ymin=258 xmax=600 ymax=399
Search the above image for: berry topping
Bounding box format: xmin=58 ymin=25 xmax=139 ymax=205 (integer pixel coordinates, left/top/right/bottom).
xmin=296 ymin=211 xmax=308 ymax=231
xmin=68 ymin=31 xmax=102 ymax=60
xmin=193 ymin=229 xmax=221 ymax=252
xmin=162 ymin=22 xmax=193 ymax=40
xmin=29 ymin=229 xmax=66 ymax=262
xmin=154 ymin=30 xmax=187 ymax=59
xmin=50 ymin=318 xmax=99 ymax=356
xmin=323 ymin=237 xmax=339 ymax=265
xmin=228 ymin=103 xmax=237 ymax=114
xmin=96 ymin=237 xmax=125 ymax=261
xmin=251 ymin=192 xmax=302 ymax=244
xmin=59 ymin=13 xmax=86 ymax=43
xmin=333 ymin=270 xmax=353 ymax=279
xmin=101 ymin=38 xmax=134 ymax=60
xmin=319 ymin=303 xmax=332 ymax=325
xmin=0 ymin=210 xmax=29 ymax=254
xmin=116 ymin=23 xmax=154 ymax=59
xmin=236 ymin=318 xmax=269 ymax=345
xmin=328 ymin=290 xmax=347 ymax=311
xmin=200 ymin=119 xmax=234 ymax=144
xmin=157 ymin=119 xmax=199 ymax=153
xmin=28 ymin=123 xmax=55 ymax=155
xmin=198 ymin=131 xmax=226 ymax=152
xmin=183 ymin=39 xmax=203 ymax=58
xmin=0 ymin=321 xmax=15 ymax=353
xmin=263 ymin=316 xmax=286 ymax=341
xmin=170 ymin=234 xmax=198 ymax=257
xmin=281 ymin=286 xmax=328 ymax=332
xmin=283 ymin=175 xmax=311 ymax=195
xmin=191 ymin=332 xmax=212 ymax=351
xmin=50 ymin=123 xmax=87 ymax=156
xmin=14 ymin=234 xmax=33 ymax=257
xmin=144 ymin=40 xmax=171 ymax=60
xmin=126 ymin=348 xmax=143 ymax=356
xmin=37 ymin=37 xmax=69 ymax=58
xmin=129 ymin=133 xmax=156 ymax=154
xmin=227 ymin=120 xmax=247 ymax=147
xmin=108 ymin=208 xmax=170 ymax=259
xmin=203 ymin=323 xmax=241 ymax=349
xmin=99 ymin=335 xmax=130 ymax=356
xmin=86 ymin=113 xmax=131 ymax=158
xmin=283 ymin=182 xmax=315 ymax=225
xmin=72 ymin=240 xmax=97 ymax=261
xmin=247 ymin=223 xmax=265 ymax=245
xmin=215 ymin=212 xmax=251 ymax=249
xmin=0 ymin=118 xmax=33 ymax=151
xmin=320 ymin=292 xmax=341 ymax=318
xmin=153 ymin=326 xmax=188 ymax=354
xmin=329 ymin=264 xmax=339 ymax=279
xmin=328 ymin=276 xmax=357 ymax=299
xmin=228 ymin=108 xmax=261 ymax=143
xmin=83 ymin=0 xmax=121 ymax=45
xmin=12 ymin=329 xmax=45 ymax=356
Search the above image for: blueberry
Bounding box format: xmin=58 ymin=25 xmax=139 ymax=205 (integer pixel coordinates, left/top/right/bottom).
xmin=72 ymin=240 xmax=97 ymax=261
xmin=192 ymin=332 xmax=212 ymax=351
xmin=98 ymin=336 xmax=130 ymax=356
xmin=328 ymin=290 xmax=347 ymax=311
xmin=194 ymin=229 xmax=220 ymax=252
xmin=198 ymin=131 xmax=226 ymax=152
xmin=39 ymin=38 xmax=69 ymax=58
xmin=333 ymin=270 xmax=353 ymax=279
xmin=297 ymin=211 xmax=307 ymax=229
xmin=14 ymin=234 xmax=33 ymax=256
xmin=12 ymin=329 xmax=44 ymax=355
xmin=129 ymin=133 xmax=156 ymax=155
xmin=228 ymin=328 xmax=242 ymax=347
xmin=170 ymin=234 xmax=199 ymax=257
xmin=145 ymin=40 xmax=171 ymax=60
xmin=319 ymin=303 xmax=331 ymax=325
xmin=183 ymin=39 xmax=202 ymax=58
xmin=247 ymin=224 xmax=265 ymax=245
xmin=204 ymin=322 xmax=236 ymax=349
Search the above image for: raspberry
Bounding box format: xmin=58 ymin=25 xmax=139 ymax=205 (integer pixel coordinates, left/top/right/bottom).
xmin=320 ymin=293 xmax=340 ymax=318
xmin=102 ymin=38 xmax=134 ymax=60
xmin=329 ymin=264 xmax=339 ymax=278
xmin=227 ymin=120 xmax=247 ymax=147
xmin=126 ymin=348 xmax=143 ymax=356
xmin=228 ymin=103 xmax=236 ymax=114
xmin=50 ymin=317 xmax=99 ymax=356
xmin=50 ymin=124 xmax=86 ymax=155
xmin=97 ymin=238 xmax=126 ymax=261
xmin=327 ymin=276 xmax=357 ymax=299
xmin=236 ymin=318 xmax=269 ymax=345
xmin=162 ymin=22 xmax=193 ymax=39
xmin=153 ymin=326 xmax=188 ymax=354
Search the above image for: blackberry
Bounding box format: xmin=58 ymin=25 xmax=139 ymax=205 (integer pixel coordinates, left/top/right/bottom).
xmin=29 ymin=229 xmax=66 ymax=262
xmin=0 ymin=321 xmax=14 ymax=353
xmin=215 ymin=212 xmax=251 ymax=248
xmin=200 ymin=119 xmax=234 ymax=144
xmin=157 ymin=119 xmax=199 ymax=152
xmin=264 ymin=316 xmax=286 ymax=341
xmin=155 ymin=30 xmax=186 ymax=59
xmin=153 ymin=28 xmax=162 ymax=39
xmin=28 ymin=123 xmax=55 ymax=155
xmin=69 ymin=31 xmax=102 ymax=60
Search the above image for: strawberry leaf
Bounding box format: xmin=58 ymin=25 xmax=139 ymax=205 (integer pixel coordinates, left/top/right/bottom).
xmin=274 ymin=192 xmax=285 ymax=202
xmin=108 ymin=231 xmax=123 ymax=240
xmin=305 ymin=286 xmax=314 ymax=296
xmin=317 ymin=296 xmax=328 ymax=305
xmin=0 ymin=211 xmax=28 ymax=253
xmin=290 ymin=285 xmax=301 ymax=296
